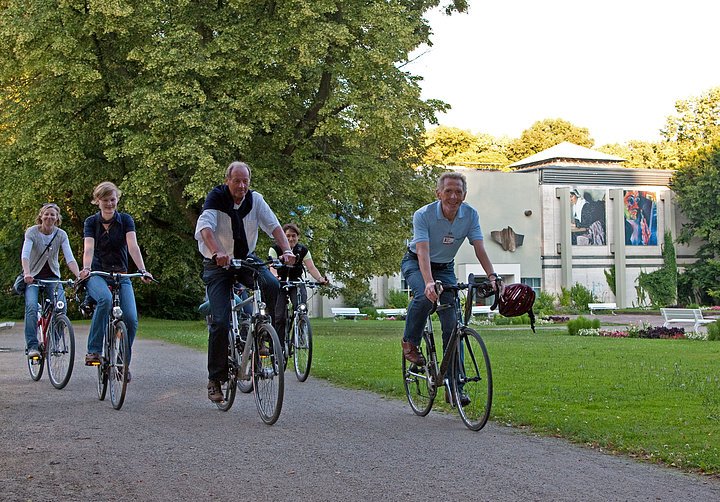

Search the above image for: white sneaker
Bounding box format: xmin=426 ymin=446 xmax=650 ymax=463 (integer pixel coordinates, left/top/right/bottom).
xmin=27 ymin=348 xmax=41 ymax=359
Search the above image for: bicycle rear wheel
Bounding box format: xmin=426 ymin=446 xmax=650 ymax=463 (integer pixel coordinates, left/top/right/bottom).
xmin=216 ymin=333 xmax=238 ymax=411
xmin=27 ymin=323 xmax=45 ymax=381
xmin=293 ymin=315 xmax=313 ymax=382
xmin=252 ymin=324 xmax=284 ymax=425
xmin=108 ymin=321 xmax=129 ymax=410
xmin=47 ymin=314 xmax=75 ymax=389
xmin=402 ymin=329 xmax=436 ymax=416
xmin=452 ymin=327 xmax=493 ymax=431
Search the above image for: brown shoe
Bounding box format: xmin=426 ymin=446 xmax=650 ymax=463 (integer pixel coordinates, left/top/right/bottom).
xmin=207 ymin=380 xmax=223 ymax=403
xmin=256 ymin=338 xmax=270 ymax=357
xmin=402 ymin=341 xmax=426 ymax=366
xmin=84 ymin=353 xmax=101 ymax=366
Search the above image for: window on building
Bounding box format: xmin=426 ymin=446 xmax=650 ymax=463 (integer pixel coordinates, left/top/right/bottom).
xmin=521 ymin=277 xmax=541 ymax=295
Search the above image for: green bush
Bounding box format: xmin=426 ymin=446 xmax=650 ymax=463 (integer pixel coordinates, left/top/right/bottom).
xmin=385 ymin=288 xmax=409 ymax=309
xmin=567 ymin=316 xmax=601 ymax=336
xmin=534 ymin=291 xmax=556 ymax=315
xmin=341 ymin=279 xmax=376 ymax=309
xmin=495 ymin=313 xmax=532 ymax=326
xmin=570 ymin=283 xmax=596 ymax=312
xmin=708 ymin=321 xmax=720 ymax=341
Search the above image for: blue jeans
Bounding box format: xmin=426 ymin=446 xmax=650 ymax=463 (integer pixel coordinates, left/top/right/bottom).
xmin=86 ymin=275 xmax=138 ymax=364
xmin=202 ymin=259 xmax=279 ymax=382
xmin=401 ymin=254 xmax=457 ymax=349
xmin=24 ymin=282 xmax=65 ymax=351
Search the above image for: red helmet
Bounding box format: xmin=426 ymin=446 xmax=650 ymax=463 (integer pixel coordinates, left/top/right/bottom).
xmin=498 ymin=283 xmax=537 ymax=332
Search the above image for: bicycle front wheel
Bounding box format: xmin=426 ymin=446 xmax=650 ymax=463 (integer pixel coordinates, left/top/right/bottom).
xmin=108 ymin=321 xmax=129 ymax=410
xmin=452 ymin=327 xmax=493 ymax=431
xmin=402 ymin=329 xmax=436 ymax=416
xmin=252 ymin=324 xmax=284 ymax=425
xmin=27 ymin=324 xmax=45 ymax=381
xmin=293 ymin=315 xmax=313 ymax=382
xmin=47 ymin=314 xmax=75 ymax=389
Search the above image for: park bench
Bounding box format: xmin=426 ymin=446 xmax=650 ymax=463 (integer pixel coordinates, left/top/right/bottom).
xmin=588 ymin=302 xmax=617 ymax=315
xmin=661 ymin=308 xmax=716 ymax=333
xmin=376 ymin=308 xmax=407 ymax=319
xmin=331 ymin=307 xmax=368 ymax=320
xmin=0 ymin=321 xmax=15 ymax=330
xmin=471 ymin=305 xmax=496 ymax=318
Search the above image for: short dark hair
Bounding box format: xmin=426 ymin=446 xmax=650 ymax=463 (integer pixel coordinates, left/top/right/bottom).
xmin=283 ymin=223 xmax=300 ymax=235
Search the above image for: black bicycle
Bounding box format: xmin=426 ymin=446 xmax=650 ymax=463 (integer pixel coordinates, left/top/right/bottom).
xmin=211 ymin=257 xmax=285 ymax=425
xmin=402 ymin=274 xmax=495 ymax=431
xmin=26 ymin=279 xmax=76 ymax=389
xmin=278 ymin=279 xmax=322 ymax=381
xmin=82 ymin=271 xmax=155 ymax=410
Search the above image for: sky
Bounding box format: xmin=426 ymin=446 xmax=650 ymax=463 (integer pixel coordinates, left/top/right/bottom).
xmin=406 ymin=0 xmax=720 ymax=146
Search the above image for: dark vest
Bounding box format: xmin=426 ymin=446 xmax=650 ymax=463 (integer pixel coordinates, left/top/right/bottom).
xmin=272 ymin=243 xmax=308 ymax=280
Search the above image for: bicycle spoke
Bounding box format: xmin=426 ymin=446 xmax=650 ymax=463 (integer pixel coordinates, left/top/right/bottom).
xmin=453 ymin=328 xmax=492 ymax=431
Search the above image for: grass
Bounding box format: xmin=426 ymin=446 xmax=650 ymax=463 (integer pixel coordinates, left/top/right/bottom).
xmin=133 ymin=318 xmax=720 ymax=474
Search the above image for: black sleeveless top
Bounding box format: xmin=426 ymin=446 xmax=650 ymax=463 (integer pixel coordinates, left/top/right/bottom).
xmin=271 ymin=243 xmax=308 ymax=280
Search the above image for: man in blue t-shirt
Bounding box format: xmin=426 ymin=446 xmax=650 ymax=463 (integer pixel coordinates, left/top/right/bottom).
xmin=401 ymin=172 xmax=499 ymax=403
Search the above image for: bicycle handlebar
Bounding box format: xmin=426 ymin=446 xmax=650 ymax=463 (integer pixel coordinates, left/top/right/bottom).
xmin=82 ymin=270 xmax=159 ymax=284
xmin=32 ymin=278 xmax=76 ymax=287
xmin=279 ymin=279 xmax=326 ymax=289
xmin=229 ymin=257 xmax=281 ymax=270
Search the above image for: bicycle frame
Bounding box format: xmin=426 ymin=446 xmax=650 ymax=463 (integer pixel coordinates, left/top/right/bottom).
xmin=279 ymin=280 xmax=319 ymax=348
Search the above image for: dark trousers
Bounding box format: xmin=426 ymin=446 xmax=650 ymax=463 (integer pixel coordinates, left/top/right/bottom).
xmin=202 ymin=259 xmax=279 ymax=382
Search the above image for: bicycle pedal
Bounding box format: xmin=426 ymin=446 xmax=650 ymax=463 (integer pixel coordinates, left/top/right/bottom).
xmin=86 ymin=361 xmax=101 ymax=366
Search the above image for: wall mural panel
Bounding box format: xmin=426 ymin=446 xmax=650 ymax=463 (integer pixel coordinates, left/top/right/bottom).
xmin=570 ymin=187 xmax=606 ymax=246
xmin=624 ymin=190 xmax=657 ymax=246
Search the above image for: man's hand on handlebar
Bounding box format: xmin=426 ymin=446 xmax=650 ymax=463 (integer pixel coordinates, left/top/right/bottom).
xmin=424 ymin=280 xmax=443 ymax=303
xmin=214 ymin=251 xmax=230 ymax=268
xmin=280 ymin=252 xmax=296 ymax=266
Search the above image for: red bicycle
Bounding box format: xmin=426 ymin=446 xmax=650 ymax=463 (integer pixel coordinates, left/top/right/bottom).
xmin=27 ymin=279 xmax=76 ymax=389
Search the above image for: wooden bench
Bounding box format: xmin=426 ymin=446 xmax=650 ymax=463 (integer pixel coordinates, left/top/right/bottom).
xmin=376 ymin=308 xmax=407 ymax=319
xmin=0 ymin=321 xmax=15 ymax=330
xmin=471 ymin=305 xmax=496 ymax=318
xmin=588 ymin=302 xmax=617 ymax=315
xmin=661 ymin=308 xmax=715 ymax=333
xmin=331 ymin=307 xmax=368 ymax=320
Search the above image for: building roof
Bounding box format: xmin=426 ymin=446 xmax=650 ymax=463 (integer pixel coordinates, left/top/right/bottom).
xmin=508 ymin=141 xmax=626 ymax=169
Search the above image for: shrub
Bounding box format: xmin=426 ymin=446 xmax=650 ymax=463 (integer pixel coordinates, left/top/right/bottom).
xmin=341 ymin=279 xmax=375 ymax=309
xmin=534 ymin=291 xmax=556 ymax=315
xmin=567 ymin=316 xmax=600 ymax=335
xmin=570 ymin=283 xmax=596 ymax=312
xmin=385 ymin=289 xmax=409 ymax=309
xmin=708 ymin=321 xmax=720 ymax=341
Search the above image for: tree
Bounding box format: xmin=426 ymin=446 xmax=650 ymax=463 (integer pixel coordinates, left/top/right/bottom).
xmin=0 ymin=1 xmax=465 ymax=316
xmin=506 ymin=118 xmax=594 ymax=163
xmin=423 ymin=126 xmax=509 ymax=168
xmin=661 ymin=87 xmax=720 ymax=162
xmin=598 ymin=140 xmax=679 ymax=170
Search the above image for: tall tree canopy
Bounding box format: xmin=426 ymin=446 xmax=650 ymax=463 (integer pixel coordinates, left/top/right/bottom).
xmin=506 ymin=118 xmax=594 ymax=163
xmin=0 ymin=1 xmax=466 ymax=315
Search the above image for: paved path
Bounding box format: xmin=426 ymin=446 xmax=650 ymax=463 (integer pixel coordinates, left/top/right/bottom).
xmin=1 ymin=323 xmax=719 ymax=501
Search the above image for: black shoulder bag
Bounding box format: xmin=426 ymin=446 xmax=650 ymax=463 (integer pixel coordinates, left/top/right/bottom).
xmin=12 ymin=231 xmax=59 ymax=295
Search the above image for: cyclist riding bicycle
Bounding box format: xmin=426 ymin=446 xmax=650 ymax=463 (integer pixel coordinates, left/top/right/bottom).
xmin=79 ymin=181 xmax=154 ymax=378
xmin=19 ymin=203 xmax=81 ymax=359
xmin=195 ymin=161 xmax=296 ymax=404
xmin=268 ymin=223 xmax=330 ymax=340
xmin=401 ymin=172 xmax=500 ymax=405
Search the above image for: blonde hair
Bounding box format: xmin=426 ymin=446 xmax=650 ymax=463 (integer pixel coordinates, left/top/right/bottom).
xmin=92 ymin=181 xmax=121 ymax=205
xmin=35 ymin=203 xmax=62 ymax=226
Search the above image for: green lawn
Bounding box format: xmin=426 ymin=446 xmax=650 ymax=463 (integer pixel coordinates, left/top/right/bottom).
xmin=136 ymin=317 xmax=720 ymax=474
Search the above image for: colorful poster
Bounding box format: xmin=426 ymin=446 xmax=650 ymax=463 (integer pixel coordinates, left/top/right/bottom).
xmin=624 ymin=190 xmax=657 ymax=246
xmin=570 ymin=187 xmax=606 ymax=246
